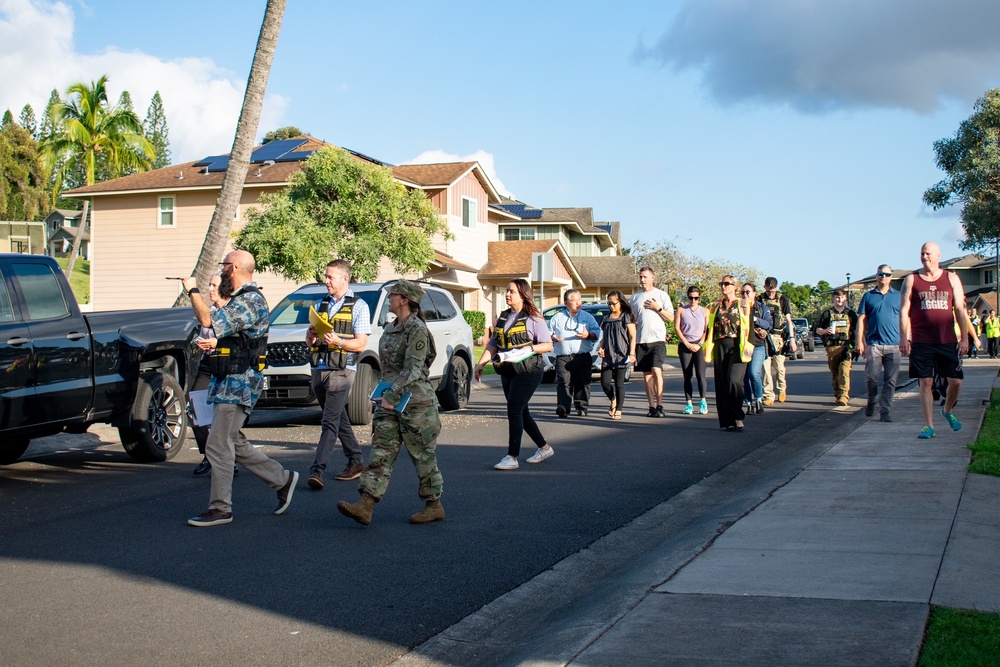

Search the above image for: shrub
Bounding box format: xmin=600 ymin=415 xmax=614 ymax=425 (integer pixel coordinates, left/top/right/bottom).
xmin=463 ymin=310 xmax=486 ymax=341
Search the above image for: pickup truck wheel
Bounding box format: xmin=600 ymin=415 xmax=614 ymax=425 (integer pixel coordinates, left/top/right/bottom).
xmin=119 ymin=372 xmax=188 ymax=462
xmin=437 ymin=357 xmax=469 ymax=412
xmin=0 ymin=437 xmax=30 ymax=465
xmin=348 ymin=363 xmax=378 ymax=426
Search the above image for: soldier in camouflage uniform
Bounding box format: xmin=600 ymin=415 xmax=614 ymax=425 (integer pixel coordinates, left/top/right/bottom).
xmin=337 ymin=280 xmax=444 ymax=526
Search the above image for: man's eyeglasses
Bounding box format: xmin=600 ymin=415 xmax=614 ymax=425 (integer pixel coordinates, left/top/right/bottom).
xmin=719 ymin=281 xmax=734 ymax=287
xmin=876 ymin=272 xmax=892 ymax=278
xmin=219 ymin=262 xmax=234 ymax=270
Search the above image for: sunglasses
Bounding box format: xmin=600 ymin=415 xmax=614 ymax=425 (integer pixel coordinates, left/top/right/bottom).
xmin=688 ymin=295 xmax=700 ymax=300
xmin=719 ymin=281 xmax=734 ymax=287
xmin=876 ymin=272 xmax=892 ymax=277
xmin=741 ymin=290 xmax=753 ymax=295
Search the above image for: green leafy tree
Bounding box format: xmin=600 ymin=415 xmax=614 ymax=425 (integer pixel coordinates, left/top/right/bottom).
xmin=38 ymin=89 xmax=62 ymax=140
xmin=143 ymin=91 xmax=171 ymax=169
xmin=262 ymin=125 xmax=303 ymax=144
xmin=0 ymin=123 xmax=49 ymax=221
xmin=630 ymin=238 xmax=763 ymax=304
xmin=0 ymin=110 xmax=13 ymax=130
xmin=924 ymin=88 xmax=1000 ymax=252
xmin=39 ymin=75 xmax=155 ymax=277
xmin=236 ymin=146 xmax=451 ymax=282
xmin=18 ymin=105 xmax=37 ymax=139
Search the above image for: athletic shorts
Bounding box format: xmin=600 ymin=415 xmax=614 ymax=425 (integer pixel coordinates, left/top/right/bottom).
xmin=635 ymin=341 xmax=666 ymax=372
xmin=908 ymin=342 xmax=963 ymax=380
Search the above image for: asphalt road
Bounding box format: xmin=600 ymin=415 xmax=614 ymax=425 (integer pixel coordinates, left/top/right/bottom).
xmin=0 ymin=350 xmax=862 ymax=666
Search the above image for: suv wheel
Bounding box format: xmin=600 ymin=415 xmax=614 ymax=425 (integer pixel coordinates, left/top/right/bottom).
xmin=437 ymin=357 xmax=470 ymax=411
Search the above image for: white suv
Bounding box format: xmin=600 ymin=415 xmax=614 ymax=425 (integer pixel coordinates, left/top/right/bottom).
xmin=258 ymin=281 xmax=474 ymax=424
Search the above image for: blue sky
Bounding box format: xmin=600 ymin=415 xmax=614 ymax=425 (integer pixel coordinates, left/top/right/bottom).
xmin=3 ymin=0 xmax=1000 ymax=287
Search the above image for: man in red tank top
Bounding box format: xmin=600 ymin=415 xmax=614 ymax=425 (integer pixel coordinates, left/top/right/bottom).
xmin=899 ymin=242 xmax=969 ymax=439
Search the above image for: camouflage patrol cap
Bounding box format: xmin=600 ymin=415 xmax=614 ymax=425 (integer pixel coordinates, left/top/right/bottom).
xmin=386 ymin=280 xmax=424 ymax=303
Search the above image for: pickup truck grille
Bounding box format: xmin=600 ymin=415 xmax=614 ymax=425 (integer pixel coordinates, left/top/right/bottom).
xmin=267 ymin=341 xmax=310 ymax=367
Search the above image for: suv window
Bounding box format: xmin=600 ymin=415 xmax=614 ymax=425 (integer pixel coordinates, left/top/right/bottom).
xmin=11 ymin=262 xmax=68 ymax=321
xmin=420 ymin=292 xmax=441 ymax=322
xmin=269 ymin=287 xmax=382 ymax=326
xmin=428 ymin=290 xmax=457 ymax=320
xmin=0 ymin=268 xmax=15 ymax=323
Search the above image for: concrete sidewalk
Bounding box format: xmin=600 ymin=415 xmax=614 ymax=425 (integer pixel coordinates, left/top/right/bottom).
xmin=398 ymin=362 xmax=1000 ymax=666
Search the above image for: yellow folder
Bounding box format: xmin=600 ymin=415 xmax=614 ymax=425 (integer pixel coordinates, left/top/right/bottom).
xmin=308 ymin=305 xmax=334 ymax=338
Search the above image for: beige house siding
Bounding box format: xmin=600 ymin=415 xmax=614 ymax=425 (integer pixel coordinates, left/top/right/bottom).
xmin=89 ymin=189 xmax=299 ymax=310
xmin=443 ymin=172 xmax=492 ymax=270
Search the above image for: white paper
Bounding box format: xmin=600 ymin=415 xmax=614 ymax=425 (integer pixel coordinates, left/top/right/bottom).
xmin=189 ymin=390 xmax=213 ymax=426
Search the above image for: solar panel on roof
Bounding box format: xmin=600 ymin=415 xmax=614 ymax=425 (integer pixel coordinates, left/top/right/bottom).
xmin=192 ymin=155 xmax=225 ymax=167
xmin=274 ymin=150 xmax=315 ymax=162
xmin=203 ymin=156 xmax=230 ymax=173
xmin=250 ymin=138 xmax=308 ymax=163
xmin=498 ymin=203 xmax=543 ymax=219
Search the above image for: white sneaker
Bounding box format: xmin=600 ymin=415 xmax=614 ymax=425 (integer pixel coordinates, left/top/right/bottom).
xmin=526 ymin=446 xmax=554 ymax=464
xmin=494 ymin=455 xmax=519 ymax=470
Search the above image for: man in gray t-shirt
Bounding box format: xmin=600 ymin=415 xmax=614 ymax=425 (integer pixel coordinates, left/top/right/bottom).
xmin=629 ymin=266 xmax=674 ymax=417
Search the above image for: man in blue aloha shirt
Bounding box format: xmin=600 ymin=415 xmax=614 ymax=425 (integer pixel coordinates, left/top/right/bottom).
xmin=182 ymin=250 xmax=298 ymax=527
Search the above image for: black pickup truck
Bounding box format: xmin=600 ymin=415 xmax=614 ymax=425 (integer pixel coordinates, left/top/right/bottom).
xmin=0 ymin=254 xmax=200 ymax=465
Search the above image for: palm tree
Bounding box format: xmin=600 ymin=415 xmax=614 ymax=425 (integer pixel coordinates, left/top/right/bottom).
xmin=40 ymin=75 xmax=154 ymax=277
xmin=177 ymin=0 xmax=287 ymax=306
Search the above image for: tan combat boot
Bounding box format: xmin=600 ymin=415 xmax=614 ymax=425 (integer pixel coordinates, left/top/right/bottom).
xmin=410 ymin=499 xmax=445 ymax=524
xmin=337 ymin=493 xmax=376 ymax=525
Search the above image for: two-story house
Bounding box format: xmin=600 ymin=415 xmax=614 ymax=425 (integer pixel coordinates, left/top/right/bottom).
xmin=62 ymin=137 xmax=505 ymax=315
xmin=44 ymin=208 xmax=91 ymax=259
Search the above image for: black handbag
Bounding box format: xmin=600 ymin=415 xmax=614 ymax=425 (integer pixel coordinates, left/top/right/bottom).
xmin=764 ymin=333 xmax=778 ymax=357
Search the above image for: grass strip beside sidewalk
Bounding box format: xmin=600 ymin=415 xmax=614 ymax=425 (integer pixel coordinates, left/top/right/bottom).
xmin=918 ymin=381 xmax=1000 ymax=665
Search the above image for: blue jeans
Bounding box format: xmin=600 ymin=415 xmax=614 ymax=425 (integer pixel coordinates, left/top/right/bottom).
xmin=743 ymin=344 xmax=766 ymax=401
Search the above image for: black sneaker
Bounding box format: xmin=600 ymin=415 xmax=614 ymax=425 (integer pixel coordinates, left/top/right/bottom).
xmin=654 ymin=405 xmax=665 ymax=418
xmin=274 ymin=471 xmax=299 ymax=515
xmin=576 ymin=407 xmax=587 ymax=417
xmin=188 ymin=508 xmax=233 ymax=527
xmin=334 ymin=463 xmax=365 ymax=481
xmin=647 ymin=406 xmax=657 ymax=418
xmin=193 ymin=458 xmax=211 ymax=476
xmin=880 ymin=413 xmax=893 ymax=422
xmin=865 ymin=402 xmax=875 ymax=417
xmin=556 ymin=406 xmax=569 ymax=418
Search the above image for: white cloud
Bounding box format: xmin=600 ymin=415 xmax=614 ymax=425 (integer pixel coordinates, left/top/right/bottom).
xmin=637 ymin=0 xmax=1000 ymax=113
xmin=0 ymin=0 xmax=288 ymax=163
xmin=404 ymin=148 xmax=512 ymax=198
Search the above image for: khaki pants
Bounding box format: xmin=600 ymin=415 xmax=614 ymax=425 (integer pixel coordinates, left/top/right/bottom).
xmin=825 ymin=344 xmax=852 ymax=402
xmin=761 ymin=333 xmax=787 ymax=400
xmin=207 ymin=402 xmax=289 ymax=513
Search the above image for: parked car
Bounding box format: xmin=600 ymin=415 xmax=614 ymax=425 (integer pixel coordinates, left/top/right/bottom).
xmin=784 ymin=330 xmax=806 ymax=360
xmin=0 ymin=254 xmax=201 ymax=465
xmin=539 ymin=303 xmax=631 ymax=383
xmin=258 ymin=281 xmax=474 ymax=425
xmin=792 ymin=317 xmax=814 ymax=352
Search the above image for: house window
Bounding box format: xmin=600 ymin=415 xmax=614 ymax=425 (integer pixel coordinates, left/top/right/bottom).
xmin=462 ymin=197 xmax=477 ymax=228
xmin=11 ymin=237 xmax=29 ymax=253
xmin=985 ymin=269 xmax=995 ymax=286
xmin=504 ymin=228 xmax=536 ymax=241
xmin=158 ymin=196 xmax=175 ymax=228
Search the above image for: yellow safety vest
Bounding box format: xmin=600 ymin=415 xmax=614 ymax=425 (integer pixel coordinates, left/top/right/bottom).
xmin=702 ymin=299 xmax=753 ymax=364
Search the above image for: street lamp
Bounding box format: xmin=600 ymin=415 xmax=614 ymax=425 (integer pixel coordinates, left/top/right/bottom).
xmin=846 ymin=272 xmax=852 ymax=309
